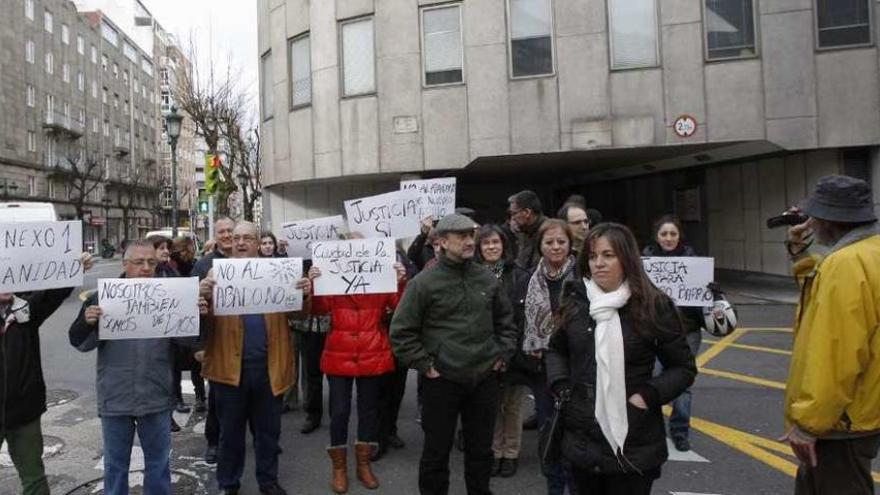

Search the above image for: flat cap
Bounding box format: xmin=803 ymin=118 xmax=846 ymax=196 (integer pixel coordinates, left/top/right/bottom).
xmin=435 ymin=213 xmax=479 ymax=234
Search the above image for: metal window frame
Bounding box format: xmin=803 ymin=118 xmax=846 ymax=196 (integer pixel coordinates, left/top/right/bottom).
xmin=505 ymin=0 xmax=557 ymax=80
xmin=814 ymin=0 xmax=874 ymax=50
xmin=419 ymin=2 xmax=466 ymax=88
xmin=702 ymin=0 xmax=761 ymax=62
xmin=338 ymin=15 xmax=378 ymax=99
xmin=288 ymin=31 xmax=313 ymax=111
xmin=606 ymin=0 xmax=661 ymax=71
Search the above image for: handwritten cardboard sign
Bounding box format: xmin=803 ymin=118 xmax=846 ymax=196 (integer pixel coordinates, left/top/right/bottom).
xmin=213 ymin=258 xmax=304 ymax=315
xmin=400 ymin=177 xmax=457 ymax=220
xmin=0 ymin=221 xmax=83 ymax=292
xmin=98 ymin=277 xmax=200 ymax=340
xmin=642 ymin=256 xmax=715 ymax=307
xmin=279 ymin=215 xmax=347 ymax=259
xmin=312 ymin=238 xmax=397 ymax=296
xmin=344 ymin=190 xmax=421 ymax=239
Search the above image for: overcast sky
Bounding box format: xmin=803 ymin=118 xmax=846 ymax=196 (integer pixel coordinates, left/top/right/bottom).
xmin=143 ymin=0 xmax=259 ymax=103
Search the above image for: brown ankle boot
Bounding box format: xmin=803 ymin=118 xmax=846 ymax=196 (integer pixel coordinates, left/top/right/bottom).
xmin=354 ymin=442 xmax=379 ymax=489
xmin=327 ymin=446 xmax=348 ymax=494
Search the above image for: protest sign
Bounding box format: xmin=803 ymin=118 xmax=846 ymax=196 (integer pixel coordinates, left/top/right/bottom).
xmin=279 ymin=215 xmax=347 ymax=259
xmin=642 ymin=256 xmax=715 ymax=307
xmin=344 ymin=190 xmax=421 ymax=239
xmin=213 ymin=258 xmax=304 ymax=315
xmin=0 ymin=220 xmax=83 ymax=292
xmin=98 ymin=277 xmax=199 ymax=340
xmin=312 ymin=238 xmax=397 ymax=296
xmin=400 ymin=177 xmax=457 ymax=220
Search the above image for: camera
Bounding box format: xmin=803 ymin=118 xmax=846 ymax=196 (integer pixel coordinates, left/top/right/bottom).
xmin=766 ymin=213 xmax=808 ymax=229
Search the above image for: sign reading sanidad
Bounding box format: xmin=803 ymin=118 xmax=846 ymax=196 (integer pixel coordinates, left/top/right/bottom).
xmin=0 ymin=221 xmax=84 ymax=292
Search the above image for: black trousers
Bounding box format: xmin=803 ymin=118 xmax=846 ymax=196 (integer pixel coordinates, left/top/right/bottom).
xmin=569 ymin=467 xmax=659 ymax=495
xmin=300 ymin=331 xmax=327 ymax=421
xmin=795 ymin=434 xmax=880 ymax=495
xmin=419 ymin=374 xmax=499 ymax=495
xmin=205 ymin=385 xmax=219 ymax=447
xmin=173 ymin=363 xmax=206 ymax=403
xmin=377 ymin=365 xmax=408 ymax=443
xmin=327 ymin=375 xmax=382 ymax=445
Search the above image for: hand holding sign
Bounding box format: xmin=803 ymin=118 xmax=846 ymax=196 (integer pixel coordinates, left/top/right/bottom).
xmin=642 ymin=256 xmax=715 ymax=307
xmin=98 ymin=277 xmax=200 ymax=340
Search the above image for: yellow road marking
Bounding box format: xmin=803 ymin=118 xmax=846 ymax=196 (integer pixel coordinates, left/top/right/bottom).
xmin=696 ymin=328 xmax=747 ymax=368
xmin=698 ymin=367 xmax=787 ymax=390
xmin=702 ymin=339 xmax=792 ymax=356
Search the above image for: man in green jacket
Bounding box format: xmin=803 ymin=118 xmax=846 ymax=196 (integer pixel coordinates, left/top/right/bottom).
xmin=391 ymin=213 xmax=518 ymax=495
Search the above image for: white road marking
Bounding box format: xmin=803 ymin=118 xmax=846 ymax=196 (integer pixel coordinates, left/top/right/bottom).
xmin=666 ymin=438 xmax=710 ymax=463
xmin=671 ymin=492 xmax=723 ymax=495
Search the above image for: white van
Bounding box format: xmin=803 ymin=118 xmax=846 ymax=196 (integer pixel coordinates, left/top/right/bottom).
xmin=0 ymin=202 xmax=58 ymax=222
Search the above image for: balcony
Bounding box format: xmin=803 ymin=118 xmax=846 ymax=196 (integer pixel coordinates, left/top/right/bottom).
xmin=42 ymin=111 xmax=84 ymax=139
xmin=113 ymin=143 xmax=130 ymax=157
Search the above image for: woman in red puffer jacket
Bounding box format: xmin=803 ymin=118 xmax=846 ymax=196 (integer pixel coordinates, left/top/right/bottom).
xmin=308 ymin=246 xmax=407 ymax=494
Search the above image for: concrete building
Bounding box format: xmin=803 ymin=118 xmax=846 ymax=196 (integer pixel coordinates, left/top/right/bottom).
xmin=258 ymin=0 xmax=880 ymax=275
xmin=0 ymin=0 xmax=163 ymax=250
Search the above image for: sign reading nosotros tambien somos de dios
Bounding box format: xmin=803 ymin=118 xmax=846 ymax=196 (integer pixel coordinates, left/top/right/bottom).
xmin=0 ymin=221 xmax=84 ymax=292
xmin=98 ymin=277 xmax=200 ymax=340
xmin=213 ymin=258 xmax=304 ymax=315
xmin=642 ymin=256 xmax=715 ymax=307
xmin=279 ymin=215 xmax=347 ymax=259
xmin=311 ymin=238 xmax=397 ymax=296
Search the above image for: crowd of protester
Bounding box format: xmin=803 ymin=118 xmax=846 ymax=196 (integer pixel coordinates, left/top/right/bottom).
xmin=0 ymin=174 xmax=878 ymax=495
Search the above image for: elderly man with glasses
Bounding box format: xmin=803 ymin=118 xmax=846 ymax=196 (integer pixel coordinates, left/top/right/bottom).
xmin=198 ymin=221 xmax=312 ymax=495
xmin=70 ymin=239 xmax=206 ymax=495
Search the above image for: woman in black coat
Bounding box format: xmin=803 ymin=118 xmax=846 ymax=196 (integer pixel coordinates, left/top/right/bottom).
xmin=642 ymin=215 xmax=704 ymax=452
xmin=474 ymin=224 xmax=530 ymax=477
xmin=546 ymin=223 xmax=696 ymax=494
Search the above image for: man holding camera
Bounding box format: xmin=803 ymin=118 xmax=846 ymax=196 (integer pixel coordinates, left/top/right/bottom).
xmin=781 ymin=175 xmax=880 ymax=495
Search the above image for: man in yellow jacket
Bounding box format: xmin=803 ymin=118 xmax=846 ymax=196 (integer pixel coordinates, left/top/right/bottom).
xmin=782 ymin=175 xmax=880 ymax=495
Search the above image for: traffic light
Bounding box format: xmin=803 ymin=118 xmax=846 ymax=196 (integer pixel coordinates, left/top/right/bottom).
xmin=205 ymin=154 xmax=221 ymax=194
xmin=198 ymin=200 xmax=209 ymax=213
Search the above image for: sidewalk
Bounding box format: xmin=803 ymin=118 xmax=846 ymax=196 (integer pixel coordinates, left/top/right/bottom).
xmin=716 ymin=269 xmax=800 ymax=305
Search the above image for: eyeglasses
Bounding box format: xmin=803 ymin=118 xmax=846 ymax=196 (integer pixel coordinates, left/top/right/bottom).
xmin=125 ymin=259 xmax=158 ymax=267
xmin=233 ymin=235 xmax=258 ymax=243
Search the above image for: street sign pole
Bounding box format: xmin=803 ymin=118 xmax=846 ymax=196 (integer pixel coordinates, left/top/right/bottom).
xmin=208 ymin=194 xmax=215 ymax=241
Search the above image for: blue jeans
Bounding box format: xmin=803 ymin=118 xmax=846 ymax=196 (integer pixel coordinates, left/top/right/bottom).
xmin=213 ymin=365 xmax=283 ymax=491
xmin=668 ymin=331 xmax=702 ymax=442
xmin=101 ymin=411 xmax=172 ymax=495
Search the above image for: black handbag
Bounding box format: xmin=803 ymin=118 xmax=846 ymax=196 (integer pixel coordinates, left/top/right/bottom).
xmin=538 ymin=388 xmax=570 ymax=472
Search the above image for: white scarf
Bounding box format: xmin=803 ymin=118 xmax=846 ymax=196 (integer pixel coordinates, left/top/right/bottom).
xmin=585 ymin=278 xmax=631 ymax=456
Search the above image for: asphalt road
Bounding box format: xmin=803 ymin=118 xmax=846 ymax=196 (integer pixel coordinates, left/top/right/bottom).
xmin=0 ymin=261 xmax=877 ymax=494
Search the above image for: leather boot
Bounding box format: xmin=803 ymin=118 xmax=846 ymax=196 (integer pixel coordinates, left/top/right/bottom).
xmin=327 ymin=446 xmax=348 ymax=494
xmin=354 ymin=442 xmax=380 ymax=489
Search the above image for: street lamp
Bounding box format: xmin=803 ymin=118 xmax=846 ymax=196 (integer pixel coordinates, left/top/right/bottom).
xmin=164 ymin=106 xmax=184 ymax=238
xmin=237 ymin=169 xmax=248 ymax=218
xmin=101 ymin=196 xmax=112 ymax=247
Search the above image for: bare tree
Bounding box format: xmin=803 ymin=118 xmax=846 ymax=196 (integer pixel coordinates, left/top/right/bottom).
xmin=218 ymin=98 xmax=262 ymax=221
xmin=49 ymin=154 xmax=103 ymax=224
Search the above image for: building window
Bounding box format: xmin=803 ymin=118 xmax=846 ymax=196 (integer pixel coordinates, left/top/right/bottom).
xmin=102 ymin=55 xmax=108 ymax=71
xmin=102 ymin=87 xmax=108 ymax=104
xmin=340 ymin=17 xmax=376 ymax=97
xmin=113 ymin=63 xmax=118 ymax=78
xmin=25 ymin=40 xmax=35 ymax=64
xmin=260 ymin=50 xmax=274 ymax=119
xmin=91 ymin=81 xmax=97 ymax=98
xmin=507 ymin=0 xmax=554 ymax=77
xmin=61 ymin=24 xmax=69 ymax=44
xmin=101 ymin=21 xmax=119 ymax=46
xmin=45 ymin=52 xmax=54 ymax=74
xmin=123 ymin=41 xmax=137 ymax=62
xmin=289 ymin=34 xmax=312 ymax=107
xmin=123 ymin=70 xmax=129 ymax=85
xmin=421 ymin=5 xmax=464 ymax=85
xmin=62 ymin=63 xmax=70 ymax=83
xmin=816 ymin=0 xmax=872 ymax=48
xmin=48 ymin=180 xmax=56 ymax=199
xmin=44 ymin=10 xmax=53 ymax=33
xmin=25 ymin=0 xmax=34 ymax=20
xmin=78 ymin=108 xmax=85 ymax=126
xmin=27 ymin=176 xmax=36 ymax=197
xmin=608 ymin=0 xmax=659 ymax=69
xmin=705 ymin=0 xmax=757 ymax=59
xmin=77 ymin=71 xmax=85 ymax=91
xmin=77 ymin=35 xmax=85 ymax=55
xmin=103 ymin=120 xmax=109 ymax=137
xmin=91 ymin=46 xmax=97 ymax=64
xmin=27 ymin=131 xmax=36 ymax=152
xmin=27 ymin=85 xmax=35 ymax=107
